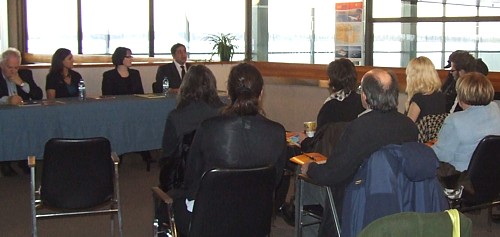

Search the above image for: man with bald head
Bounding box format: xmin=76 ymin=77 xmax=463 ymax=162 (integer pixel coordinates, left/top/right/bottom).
xmin=300 ymin=69 xmax=418 ymax=236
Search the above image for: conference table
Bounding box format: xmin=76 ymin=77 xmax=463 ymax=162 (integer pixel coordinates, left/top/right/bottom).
xmin=0 ymin=94 xmax=177 ymax=161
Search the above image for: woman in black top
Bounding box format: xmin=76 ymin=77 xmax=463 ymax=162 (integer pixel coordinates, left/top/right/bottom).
xmin=45 ymin=48 xmax=82 ymax=99
xmin=101 ymin=47 xmax=144 ymax=95
xmin=161 ymin=65 xmax=224 ymax=161
xmin=172 ymin=63 xmax=287 ymax=236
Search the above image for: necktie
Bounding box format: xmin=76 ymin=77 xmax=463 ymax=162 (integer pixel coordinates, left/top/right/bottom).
xmin=181 ymin=65 xmax=186 ymax=79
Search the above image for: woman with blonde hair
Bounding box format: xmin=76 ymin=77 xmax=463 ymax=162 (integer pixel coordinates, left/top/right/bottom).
xmin=405 ymin=56 xmax=446 ymax=122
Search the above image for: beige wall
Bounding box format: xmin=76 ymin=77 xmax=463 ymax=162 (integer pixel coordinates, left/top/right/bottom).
xmin=28 ymin=64 xmax=408 ymax=132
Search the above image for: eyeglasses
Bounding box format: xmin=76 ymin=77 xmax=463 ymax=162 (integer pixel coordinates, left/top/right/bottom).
xmin=356 ymin=85 xmax=362 ymax=94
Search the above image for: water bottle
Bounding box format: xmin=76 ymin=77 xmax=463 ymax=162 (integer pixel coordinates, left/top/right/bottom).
xmin=162 ymin=76 xmax=169 ymax=96
xmin=78 ymin=78 xmax=86 ymax=100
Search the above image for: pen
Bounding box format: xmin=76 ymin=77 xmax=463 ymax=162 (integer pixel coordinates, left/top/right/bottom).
xmin=302 ymin=153 xmax=317 ymax=162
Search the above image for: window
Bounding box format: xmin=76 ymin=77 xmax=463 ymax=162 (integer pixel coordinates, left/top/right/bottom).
xmin=372 ymin=0 xmax=500 ymax=70
xmin=26 ymin=0 xmax=77 ymax=54
xmin=21 ymin=0 xmax=500 ymax=70
xmin=81 ymin=0 xmax=149 ymax=55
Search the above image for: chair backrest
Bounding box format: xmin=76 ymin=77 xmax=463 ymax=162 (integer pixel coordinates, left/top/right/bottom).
xmin=416 ymin=113 xmax=448 ymax=143
xmin=467 ymin=135 xmax=500 ymax=204
xmin=309 ymin=121 xmax=349 ymax=157
xmin=159 ymin=130 xmax=197 ymax=191
xmin=41 ymin=137 xmax=114 ymax=209
xmin=188 ymin=166 xmax=275 ymax=237
xmin=152 ymin=82 xmax=161 ymax=93
xmin=357 ymin=211 xmax=472 ymax=237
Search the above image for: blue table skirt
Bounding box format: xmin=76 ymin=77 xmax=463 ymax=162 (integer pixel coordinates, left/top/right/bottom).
xmin=0 ymin=94 xmax=176 ymax=161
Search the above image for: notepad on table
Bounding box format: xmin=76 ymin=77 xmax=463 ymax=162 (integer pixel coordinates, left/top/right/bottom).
xmin=134 ymin=93 xmax=166 ymax=99
xmin=290 ymin=152 xmax=327 ymax=165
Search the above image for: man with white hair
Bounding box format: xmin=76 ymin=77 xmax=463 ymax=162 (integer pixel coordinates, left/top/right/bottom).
xmin=0 ymin=47 xmax=43 ymax=105
xmin=0 ymin=47 xmax=43 ymax=176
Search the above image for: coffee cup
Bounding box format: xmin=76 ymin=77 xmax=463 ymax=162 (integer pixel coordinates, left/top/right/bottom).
xmin=304 ymin=121 xmax=317 ymax=137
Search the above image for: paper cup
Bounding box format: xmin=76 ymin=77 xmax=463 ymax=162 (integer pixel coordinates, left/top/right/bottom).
xmin=304 ymin=121 xmax=317 ymax=137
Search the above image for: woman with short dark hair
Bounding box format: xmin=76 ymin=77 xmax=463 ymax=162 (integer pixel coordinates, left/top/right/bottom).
xmin=101 ymin=47 xmax=144 ymax=95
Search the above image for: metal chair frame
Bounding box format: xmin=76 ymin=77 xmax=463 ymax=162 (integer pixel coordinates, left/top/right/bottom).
xmin=29 ymin=140 xmax=123 ymax=237
xmin=295 ymin=173 xmax=341 ymax=237
xmin=153 ymin=166 xmax=275 ymax=237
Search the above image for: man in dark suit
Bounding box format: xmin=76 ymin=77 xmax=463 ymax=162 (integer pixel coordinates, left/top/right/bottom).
xmin=0 ymin=48 xmax=43 ymax=176
xmin=0 ymin=48 xmax=43 ymax=105
xmin=153 ymin=43 xmax=190 ymax=93
xmin=300 ymin=69 xmax=419 ymax=237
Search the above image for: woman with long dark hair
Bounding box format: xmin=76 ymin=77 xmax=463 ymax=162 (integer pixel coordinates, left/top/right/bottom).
xmin=171 ymin=63 xmax=287 ymax=236
xmin=45 ymin=48 xmax=82 ymax=99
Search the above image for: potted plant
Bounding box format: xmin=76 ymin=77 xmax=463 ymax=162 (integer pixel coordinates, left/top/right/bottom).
xmin=204 ymin=33 xmax=238 ymax=62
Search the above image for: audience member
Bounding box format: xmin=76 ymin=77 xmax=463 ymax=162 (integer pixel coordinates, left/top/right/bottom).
xmin=159 ymin=64 xmax=224 ymax=191
xmin=441 ymin=50 xmax=476 ymax=113
xmin=318 ymin=58 xmax=364 ymax=129
xmin=0 ymin=47 xmax=43 ymax=176
xmin=433 ymin=72 xmax=500 ymax=177
xmin=154 ymin=43 xmax=190 ymax=93
xmin=475 ymin=58 xmax=489 ymax=76
xmin=45 ymin=48 xmax=83 ymax=99
xmin=171 ymin=63 xmax=287 ymax=236
xmin=102 ymin=47 xmax=144 ymax=95
xmin=300 ymin=69 xmax=419 ymax=236
xmin=301 ymin=58 xmax=364 ymax=151
xmin=404 ymin=56 xmax=446 ymax=123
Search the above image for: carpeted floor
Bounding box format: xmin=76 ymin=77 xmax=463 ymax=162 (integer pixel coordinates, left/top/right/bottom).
xmin=0 ymin=152 xmax=294 ymax=237
xmin=1 ymin=152 xmax=499 ymax=237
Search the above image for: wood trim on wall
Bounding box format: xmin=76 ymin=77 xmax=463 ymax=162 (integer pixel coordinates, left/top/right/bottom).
xmin=22 ymin=53 xmax=500 ymax=92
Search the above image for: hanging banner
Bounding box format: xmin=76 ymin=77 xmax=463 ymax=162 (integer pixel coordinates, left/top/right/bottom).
xmin=335 ymin=1 xmax=364 ymax=65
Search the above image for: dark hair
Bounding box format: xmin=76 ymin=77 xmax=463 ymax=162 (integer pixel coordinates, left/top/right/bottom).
xmin=49 ymin=48 xmax=72 ymax=74
xmin=224 ymin=63 xmax=263 ymax=116
xmin=111 ymin=47 xmax=131 ymax=66
xmin=327 ymin=58 xmax=357 ymax=93
xmin=171 ymin=43 xmax=186 ymax=56
xmin=475 ymin=58 xmax=489 ymax=76
xmin=362 ymin=70 xmax=399 ymax=112
xmin=450 ymin=51 xmax=476 ymax=72
xmin=176 ymin=64 xmax=222 ymax=109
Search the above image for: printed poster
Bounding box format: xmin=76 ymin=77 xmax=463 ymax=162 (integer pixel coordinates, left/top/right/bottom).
xmin=335 ymin=1 xmax=364 ymax=65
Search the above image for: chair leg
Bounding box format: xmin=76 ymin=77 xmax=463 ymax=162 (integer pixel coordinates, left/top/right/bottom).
xmin=295 ymin=176 xmax=304 ymax=237
xmin=325 ymin=187 xmax=341 ymax=237
xmin=140 ymin=151 xmax=154 ymax=172
xmin=29 ymin=157 xmax=37 ymax=237
xmin=488 ymin=206 xmax=493 ymax=232
xmin=111 ymin=214 xmax=115 ymax=237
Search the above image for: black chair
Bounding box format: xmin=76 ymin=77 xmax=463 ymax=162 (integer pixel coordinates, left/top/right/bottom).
xmin=357 ymin=210 xmax=472 ymax=237
xmin=153 ymin=166 xmax=276 ymax=237
xmin=453 ymin=135 xmax=500 ymax=230
xmin=295 ymin=174 xmax=341 ymax=237
xmin=29 ymin=137 xmax=123 ymax=237
xmin=159 ymin=130 xmax=197 ymax=192
xmin=152 ymin=81 xmax=161 ymax=93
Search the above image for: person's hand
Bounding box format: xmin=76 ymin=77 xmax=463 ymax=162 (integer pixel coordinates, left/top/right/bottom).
xmin=8 ymin=95 xmax=23 ymax=105
xmin=169 ymin=88 xmax=180 ymax=94
xmin=301 ymin=161 xmax=312 ymax=175
xmin=6 ymin=72 xmax=23 ymax=86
